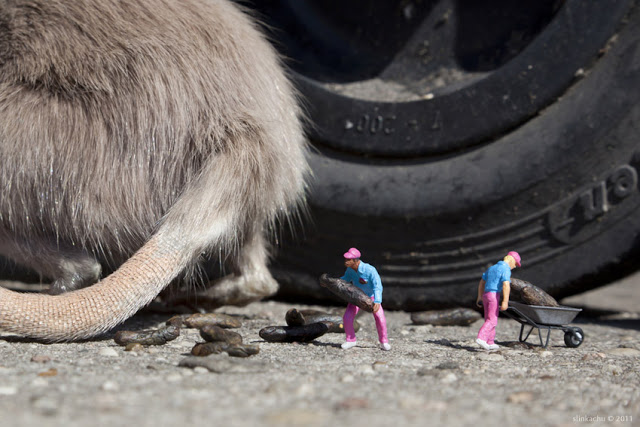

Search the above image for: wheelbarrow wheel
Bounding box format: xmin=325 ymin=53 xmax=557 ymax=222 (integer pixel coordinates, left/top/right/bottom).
xmin=564 ymin=328 xmax=584 ymax=348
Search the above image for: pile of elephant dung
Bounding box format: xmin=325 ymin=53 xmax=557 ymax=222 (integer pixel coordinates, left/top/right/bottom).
xmin=114 ymin=325 xmax=181 ymax=346
xmin=318 ymin=274 xmax=375 ymax=312
xmin=285 ymin=308 xmax=359 ymax=333
xmin=259 ymin=323 xmax=330 ymax=343
xmin=166 ymin=313 xmax=242 ymax=329
xmin=114 ymin=312 xmax=257 ymax=358
xmin=411 ymin=308 xmax=481 ymax=326
xmin=259 ymin=307 xmax=356 ymax=343
xmin=192 ymin=325 xmax=259 ymax=358
xmin=510 ymin=278 xmax=559 ymax=307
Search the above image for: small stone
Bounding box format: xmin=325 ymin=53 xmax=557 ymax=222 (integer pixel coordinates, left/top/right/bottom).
xmin=539 ymin=351 xmax=553 ymax=358
xmin=193 ymin=367 xmax=209 ymax=375
xmin=295 ymin=383 xmax=314 ymax=397
xmin=30 ymin=377 xmax=49 ymax=387
xmin=125 ymin=343 xmax=144 ymax=352
xmin=30 ymin=355 xmax=51 ymax=363
xmin=341 ymin=374 xmax=355 ymax=383
xmin=400 ymin=330 xmax=410 ymax=336
xmin=582 ymin=353 xmax=607 ymax=361
xmin=507 ymin=391 xmax=535 ymax=404
xmin=38 ymin=368 xmax=58 ymax=377
xmin=98 ymin=348 xmax=119 ymax=358
xmin=441 ymin=373 xmax=457 ymax=384
xmin=101 ymin=381 xmax=119 ymax=392
xmin=0 ymin=386 xmax=18 ymax=396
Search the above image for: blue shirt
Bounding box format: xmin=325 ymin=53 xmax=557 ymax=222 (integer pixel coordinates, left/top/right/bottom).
xmin=482 ymin=261 xmax=511 ymax=293
xmin=341 ymin=261 xmax=383 ymax=304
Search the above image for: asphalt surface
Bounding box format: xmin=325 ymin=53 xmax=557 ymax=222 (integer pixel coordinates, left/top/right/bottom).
xmin=0 ymin=272 xmax=639 ymax=427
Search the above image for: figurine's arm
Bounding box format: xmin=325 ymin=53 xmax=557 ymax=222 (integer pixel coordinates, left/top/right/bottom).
xmin=500 ymin=281 xmax=510 ymax=311
xmin=370 ymin=273 xmax=382 ymax=312
xmin=340 ymin=269 xmax=350 ymax=282
xmin=372 ymin=274 xmax=382 ymax=304
xmin=476 ymin=279 xmax=486 ymax=307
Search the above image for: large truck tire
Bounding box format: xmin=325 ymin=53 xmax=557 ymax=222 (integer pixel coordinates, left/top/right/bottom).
xmin=250 ymin=0 xmax=640 ymax=309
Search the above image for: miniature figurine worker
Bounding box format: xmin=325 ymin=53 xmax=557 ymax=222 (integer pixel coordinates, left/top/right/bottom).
xmin=340 ymin=248 xmax=390 ymax=351
xmin=475 ymin=251 xmax=521 ymax=351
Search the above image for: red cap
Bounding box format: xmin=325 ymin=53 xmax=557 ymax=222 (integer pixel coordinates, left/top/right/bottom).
xmin=343 ymin=247 xmax=361 ymax=259
xmin=508 ymin=251 xmax=521 ymax=267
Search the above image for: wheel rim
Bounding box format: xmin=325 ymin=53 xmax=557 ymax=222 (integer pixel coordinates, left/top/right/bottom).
xmin=263 ymin=0 xmax=633 ymax=157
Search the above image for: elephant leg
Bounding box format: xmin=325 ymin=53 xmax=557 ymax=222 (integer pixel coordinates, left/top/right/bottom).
xmin=169 ymin=225 xmax=279 ymax=310
xmin=0 ymin=231 xmax=102 ymax=294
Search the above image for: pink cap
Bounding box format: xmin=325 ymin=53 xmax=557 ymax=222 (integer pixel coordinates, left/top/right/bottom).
xmin=508 ymin=251 xmax=521 ymax=267
xmin=343 ymin=247 xmax=361 ymax=259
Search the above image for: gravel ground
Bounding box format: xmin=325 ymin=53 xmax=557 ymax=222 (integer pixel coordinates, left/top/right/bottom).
xmin=0 ymin=274 xmax=639 ymax=427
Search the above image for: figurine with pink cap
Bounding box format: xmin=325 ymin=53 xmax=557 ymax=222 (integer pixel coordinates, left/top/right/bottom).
xmin=475 ymin=251 xmax=521 ymax=350
xmin=339 ymin=247 xmax=390 ymax=351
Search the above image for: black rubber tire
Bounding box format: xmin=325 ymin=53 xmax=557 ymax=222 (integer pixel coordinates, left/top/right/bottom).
xmin=564 ymin=328 xmax=584 ymax=348
xmin=251 ymin=1 xmax=640 ymax=309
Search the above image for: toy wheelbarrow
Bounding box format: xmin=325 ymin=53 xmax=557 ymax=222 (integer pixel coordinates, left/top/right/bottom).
xmin=503 ymin=301 xmax=584 ymax=348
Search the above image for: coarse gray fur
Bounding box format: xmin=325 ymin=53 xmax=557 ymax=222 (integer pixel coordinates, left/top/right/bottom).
xmin=0 ymin=0 xmax=308 ymax=340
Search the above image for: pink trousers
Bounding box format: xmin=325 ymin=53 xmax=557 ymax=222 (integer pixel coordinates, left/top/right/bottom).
xmin=477 ymin=292 xmax=500 ymax=344
xmin=343 ymin=300 xmax=388 ymax=344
